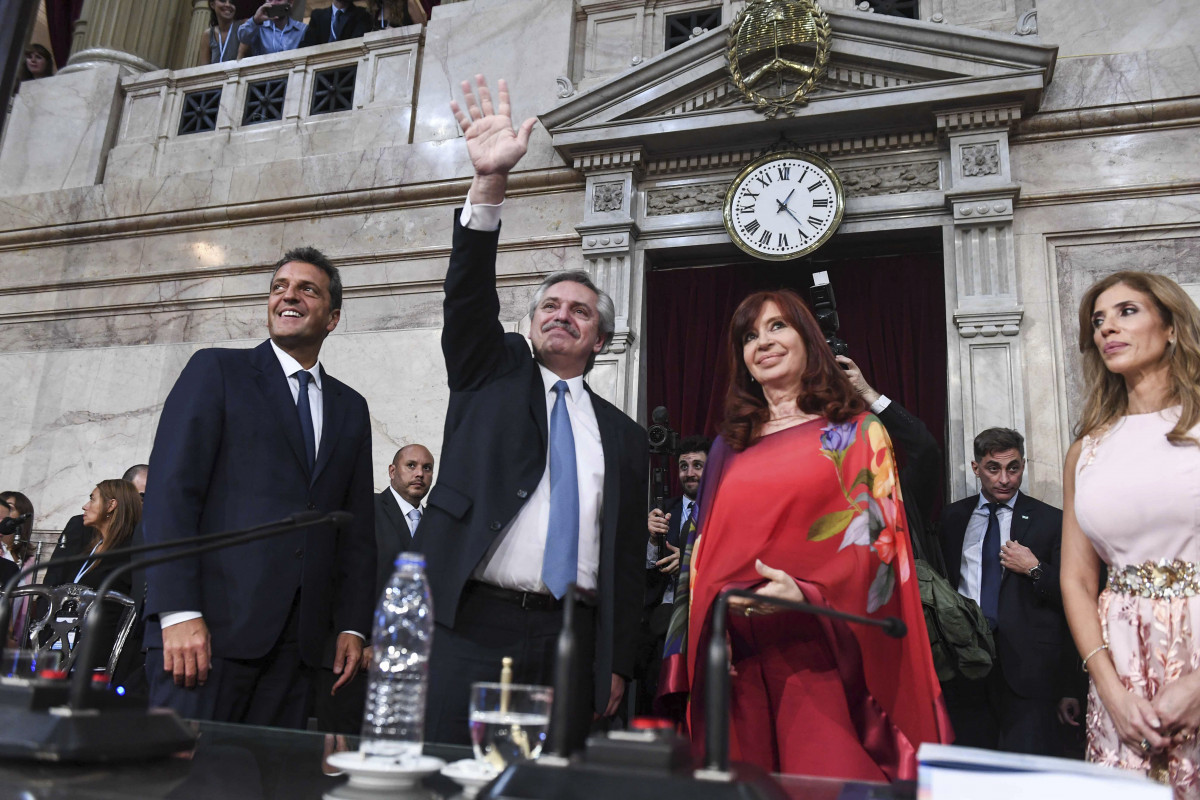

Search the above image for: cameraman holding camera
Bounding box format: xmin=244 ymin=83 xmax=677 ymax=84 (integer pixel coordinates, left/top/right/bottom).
xmin=634 ymin=435 xmax=710 ymax=716
xmin=237 ymin=0 xmax=307 ymax=58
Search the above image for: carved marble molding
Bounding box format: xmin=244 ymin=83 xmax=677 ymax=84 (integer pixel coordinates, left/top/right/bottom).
xmin=840 ymin=161 xmax=940 ymax=197
xmin=593 ymin=181 xmax=625 ymax=213
xmin=577 ymin=223 xmax=638 ymax=256
xmin=946 ymin=185 xmax=1019 ymax=225
xmin=936 ymin=106 xmax=1022 ymax=135
xmin=572 ymin=148 xmax=645 ymax=175
xmin=643 ymin=132 xmax=938 ymax=178
xmin=645 ymin=182 xmax=725 ymax=216
xmin=954 ymin=309 xmax=1024 ymax=339
xmin=1015 ymin=9 xmax=1038 ymax=36
xmin=1016 ymin=97 xmax=1200 ymax=143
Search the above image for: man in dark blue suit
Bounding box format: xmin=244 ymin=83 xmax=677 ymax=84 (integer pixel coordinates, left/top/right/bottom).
xmin=635 ymin=435 xmax=709 ymax=715
xmin=939 ymin=427 xmax=1068 ymax=754
xmin=298 ymin=0 xmax=373 ymax=47
xmin=142 ymin=247 xmax=376 ymax=728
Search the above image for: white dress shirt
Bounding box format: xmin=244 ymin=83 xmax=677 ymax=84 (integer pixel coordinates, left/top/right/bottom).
xmin=388 ymin=485 xmax=423 ymax=535
xmin=271 ymin=340 xmax=323 ymax=460
xmin=473 ymin=366 xmax=605 ymax=594
xmin=957 ymin=490 xmax=1020 ymax=605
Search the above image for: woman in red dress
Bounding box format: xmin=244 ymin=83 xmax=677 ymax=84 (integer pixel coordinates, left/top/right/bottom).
xmin=661 ymin=289 xmax=950 ymax=780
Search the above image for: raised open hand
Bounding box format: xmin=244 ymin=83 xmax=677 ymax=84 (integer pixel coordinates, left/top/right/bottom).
xmin=450 ymin=75 xmax=537 ymax=182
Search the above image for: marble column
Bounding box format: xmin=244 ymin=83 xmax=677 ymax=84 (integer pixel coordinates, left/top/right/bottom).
xmin=178 ymin=0 xmax=213 ymax=70
xmin=64 ymin=0 xmax=191 ymax=73
xmin=938 ymin=105 xmax=1027 ymax=497
xmin=574 ymin=148 xmax=646 ymax=418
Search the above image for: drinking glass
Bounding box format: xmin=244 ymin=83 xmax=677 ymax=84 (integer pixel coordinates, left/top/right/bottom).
xmin=468 ymin=682 xmax=553 ymax=769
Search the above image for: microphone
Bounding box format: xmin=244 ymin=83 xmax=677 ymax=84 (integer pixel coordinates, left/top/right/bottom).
xmin=70 ymin=511 xmax=349 ymax=710
xmin=0 ymin=513 xmax=31 ymax=536
xmin=704 ymin=588 xmax=906 ymax=775
xmin=0 ymin=510 xmax=345 ymax=763
xmin=651 ymin=406 xmax=669 ymax=426
xmin=0 ymin=510 xmax=327 ymax=639
xmin=475 ymin=582 xmax=790 ymax=800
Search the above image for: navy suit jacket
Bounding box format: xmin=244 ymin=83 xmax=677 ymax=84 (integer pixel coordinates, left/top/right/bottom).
xmin=940 ymin=491 xmax=1065 ymax=699
xmin=421 ymin=215 xmax=648 ymax=715
xmin=142 ymin=340 xmax=376 ymax=667
xmin=299 ymin=4 xmax=374 ymax=47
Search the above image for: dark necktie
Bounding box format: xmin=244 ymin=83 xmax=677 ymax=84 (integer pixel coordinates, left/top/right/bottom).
xmin=541 ymin=381 xmax=579 ymax=599
xmin=331 ymin=8 xmax=345 ymax=40
xmin=296 ymin=370 xmax=316 ymax=469
xmin=980 ymin=502 xmax=1002 ymax=629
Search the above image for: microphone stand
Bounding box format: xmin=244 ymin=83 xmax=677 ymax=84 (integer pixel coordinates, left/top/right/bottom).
xmin=703 ymin=588 xmax=907 ymax=776
xmin=70 ymin=511 xmax=349 ymax=709
xmin=0 ymin=511 xmax=326 ymax=641
xmin=0 ymin=510 xmax=343 ymax=763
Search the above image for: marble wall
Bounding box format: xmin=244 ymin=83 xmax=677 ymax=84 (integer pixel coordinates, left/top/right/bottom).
xmin=2 ymin=0 xmax=1199 ymax=532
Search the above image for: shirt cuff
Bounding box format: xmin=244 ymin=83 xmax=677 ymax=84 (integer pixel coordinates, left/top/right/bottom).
xmin=460 ymin=193 xmax=503 ymax=231
xmin=340 ymin=630 xmax=366 ymax=641
xmin=160 ymin=611 xmax=203 ymax=629
xmin=869 ymin=394 xmax=892 ymax=414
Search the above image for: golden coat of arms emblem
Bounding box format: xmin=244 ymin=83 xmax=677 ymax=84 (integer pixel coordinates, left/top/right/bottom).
xmin=727 ymin=0 xmax=832 ymax=118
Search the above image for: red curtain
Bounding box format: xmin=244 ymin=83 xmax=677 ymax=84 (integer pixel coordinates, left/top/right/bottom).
xmin=44 ymin=0 xmax=85 ymax=71
xmin=645 ymin=253 xmax=947 ymax=501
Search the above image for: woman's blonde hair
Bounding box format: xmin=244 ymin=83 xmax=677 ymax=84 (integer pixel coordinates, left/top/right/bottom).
xmin=1076 ymin=270 xmax=1200 ymax=445
xmin=87 ymin=479 xmax=142 ymax=558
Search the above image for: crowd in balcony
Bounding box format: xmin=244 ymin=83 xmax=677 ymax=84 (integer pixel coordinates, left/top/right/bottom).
xmin=205 ymin=0 xmax=432 ymax=64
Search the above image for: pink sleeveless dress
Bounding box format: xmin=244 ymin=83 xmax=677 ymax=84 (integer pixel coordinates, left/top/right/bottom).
xmin=1074 ymin=407 xmax=1200 ymax=797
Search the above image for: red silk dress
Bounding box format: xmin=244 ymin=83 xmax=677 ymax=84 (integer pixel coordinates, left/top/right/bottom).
xmin=684 ymin=414 xmax=951 ymax=780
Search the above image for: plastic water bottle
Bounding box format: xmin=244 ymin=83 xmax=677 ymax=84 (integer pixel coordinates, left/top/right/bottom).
xmin=360 ymin=552 xmax=434 ymax=762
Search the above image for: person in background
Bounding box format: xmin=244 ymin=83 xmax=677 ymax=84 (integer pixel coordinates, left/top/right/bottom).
xmin=73 ymin=480 xmax=142 ymax=669
xmin=1062 ymin=270 xmax=1200 ymax=795
xmin=0 ymin=492 xmax=34 ymax=644
xmin=17 ymin=44 xmax=55 ymax=86
xmin=369 ymin=0 xmax=427 ymax=28
xmin=237 ymin=0 xmax=306 ymax=58
xmin=199 ymin=0 xmax=244 ymax=65
xmin=939 ymin=428 xmax=1067 ymax=755
xmin=661 ymin=289 xmax=950 ymax=780
xmin=636 ymin=435 xmax=709 ymax=715
xmin=300 ymin=0 xmax=373 ymax=47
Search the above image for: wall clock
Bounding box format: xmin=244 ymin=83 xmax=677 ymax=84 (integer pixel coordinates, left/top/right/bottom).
xmin=723 ymin=150 xmax=845 ymax=261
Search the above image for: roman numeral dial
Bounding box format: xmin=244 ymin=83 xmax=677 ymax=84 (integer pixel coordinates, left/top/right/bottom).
xmin=722 ymin=151 xmax=845 ymax=262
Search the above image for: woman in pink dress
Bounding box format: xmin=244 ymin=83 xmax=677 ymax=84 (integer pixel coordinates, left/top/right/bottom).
xmin=1062 ymin=270 xmax=1200 ymax=797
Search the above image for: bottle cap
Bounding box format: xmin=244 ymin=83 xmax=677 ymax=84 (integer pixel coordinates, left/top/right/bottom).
xmin=395 ymin=552 xmax=425 ymax=567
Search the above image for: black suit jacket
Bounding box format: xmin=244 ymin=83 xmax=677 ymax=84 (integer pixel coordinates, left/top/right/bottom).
xmin=42 ymin=515 xmax=91 ymax=587
xmin=299 ymin=4 xmax=374 ymax=47
xmin=877 ymin=402 xmax=946 ymax=576
xmin=375 ymin=487 xmax=417 ymax=599
xmin=421 ymin=214 xmax=648 ymax=714
xmin=143 ymin=340 xmax=376 ymax=668
xmin=940 ymin=491 xmax=1065 ymax=699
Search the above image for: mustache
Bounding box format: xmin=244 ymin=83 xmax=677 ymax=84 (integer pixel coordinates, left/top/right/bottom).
xmin=541 ymin=319 xmax=580 ymax=339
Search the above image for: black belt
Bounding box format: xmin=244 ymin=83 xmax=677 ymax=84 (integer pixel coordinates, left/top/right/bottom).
xmin=464 ymin=580 xmax=594 ymax=612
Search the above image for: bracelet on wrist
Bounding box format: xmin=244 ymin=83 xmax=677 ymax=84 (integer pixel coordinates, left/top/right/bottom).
xmin=1082 ymin=643 xmax=1109 ymax=673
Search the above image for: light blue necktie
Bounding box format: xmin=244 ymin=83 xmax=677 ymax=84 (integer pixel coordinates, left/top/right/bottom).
xmin=542 ymin=381 xmax=579 ymax=599
xmin=296 ymin=370 xmax=316 ymax=469
xmin=407 ymin=507 xmax=422 ymax=534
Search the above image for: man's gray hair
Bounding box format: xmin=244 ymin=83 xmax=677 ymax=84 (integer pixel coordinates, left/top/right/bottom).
xmin=528 ymin=270 xmax=616 ymax=373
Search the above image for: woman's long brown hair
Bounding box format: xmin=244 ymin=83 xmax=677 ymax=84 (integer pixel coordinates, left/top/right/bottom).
xmin=719 ymin=289 xmax=865 ymax=451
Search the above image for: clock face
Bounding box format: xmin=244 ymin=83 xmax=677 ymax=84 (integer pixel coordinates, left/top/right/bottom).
xmin=723 ymin=152 xmax=845 ymax=261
